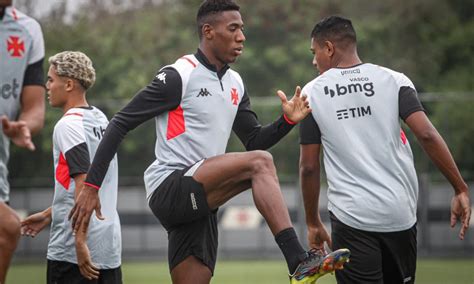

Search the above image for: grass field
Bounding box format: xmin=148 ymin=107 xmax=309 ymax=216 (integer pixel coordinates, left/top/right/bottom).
xmin=7 ymin=259 xmax=474 ymax=283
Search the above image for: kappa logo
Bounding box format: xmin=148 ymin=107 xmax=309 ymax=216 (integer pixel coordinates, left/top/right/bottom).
xmin=7 ymin=36 xmax=25 ymax=57
xmin=197 ymin=88 xmax=212 ymax=97
xmin=156 ymin=72 xmax=166 ymax=84
xmin=324 ymin=82 xmax=375 ymax=98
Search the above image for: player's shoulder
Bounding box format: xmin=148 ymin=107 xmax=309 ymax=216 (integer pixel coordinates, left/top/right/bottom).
xmin=168 ymin=54 xmax=200 ymax=73
xmin=303 ymin=70 xmax=335 ymax=92
xmin=372 ymin=64 xmax=414 ymax=88
xmin=227 ymin=68 xmax=244 ymax=88
xmin=9 ymin=8 xmax=43 ymax=34
xmin=155 ymin=54 xmax=198 ymax=84
xmin=55 ymin=109 xmax=85 ymax=129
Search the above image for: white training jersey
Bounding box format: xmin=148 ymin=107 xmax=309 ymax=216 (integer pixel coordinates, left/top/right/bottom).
xmin=84 ymin=50 xmax=296 ymax=199
xmin=47 ymin=107 xmax=121 ymax=269
xmin=300 ymin=63 xmax=423 ymax=232
xmin=0 ymin=7 xmax=44 ymax=202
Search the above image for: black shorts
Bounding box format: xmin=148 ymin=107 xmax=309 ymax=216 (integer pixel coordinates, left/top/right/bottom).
xmin=148 ymin=166 xmax=218 ymax=274
xmin=46 ymin=260 xmax=122 ymax=284
xmin=330 ymin=212 xmax=417 ymax=284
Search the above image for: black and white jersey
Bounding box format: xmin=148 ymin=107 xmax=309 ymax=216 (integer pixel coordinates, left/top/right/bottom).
xmin=300 ymin=63 xmax=424 ymax=232
xmin=48 ymin=107 xmax=121 ymax=269
xmin=0 ymin=7 xmax=44 ymax=202
xmin=85 ymin=49 xmax=295 ymax=199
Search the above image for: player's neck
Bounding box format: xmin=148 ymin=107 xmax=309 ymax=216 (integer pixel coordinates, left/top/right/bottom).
xmin=334 ymin=53 xmax=362 ymax=69
xmin=63 ymin=94 xmax=89 ymax=113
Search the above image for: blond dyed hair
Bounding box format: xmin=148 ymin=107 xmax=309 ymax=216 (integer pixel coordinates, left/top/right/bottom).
xmin=49 ymin=51 xmax=96 ymax=90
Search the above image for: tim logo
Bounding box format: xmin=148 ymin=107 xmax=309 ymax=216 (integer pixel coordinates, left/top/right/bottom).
xmin=324 ymin=82 xmax=375 ymax=98
xmin=93 ymin=126 xmax=106 ymax=140
xmin=336 ymin=105 xmax=372 ymax=120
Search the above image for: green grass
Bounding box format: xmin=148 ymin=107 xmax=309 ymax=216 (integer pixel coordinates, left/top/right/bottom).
xmin=7 ymin=259 xmax=474 ymax=283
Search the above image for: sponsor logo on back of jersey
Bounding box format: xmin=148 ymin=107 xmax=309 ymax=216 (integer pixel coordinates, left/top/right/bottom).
xmin=341 ymin=68 xmax=360 ymax=76
xmin=336 ymin=105 xmax=372 ymax=120
xmin=324 ymin=82 xmax=375 ymax=98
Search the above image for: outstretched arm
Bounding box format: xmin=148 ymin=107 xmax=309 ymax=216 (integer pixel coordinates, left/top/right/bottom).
xmin=21 ymin=207 xmax=51 ymax=238
xmin=405 ymin=111 xmax=471 ymax=240
xmin=69 ymin=67 xmax=182 ymax=234
xmin=233 ymin=87 xmax=311 ymax=151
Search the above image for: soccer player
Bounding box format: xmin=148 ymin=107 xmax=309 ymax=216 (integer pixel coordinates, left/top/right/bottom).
xmin=68 ymin=1 xmax=349 ymax=283
xmin=299 ymin=15 xmax=471 ymax=284
xmin=21 ymin=51 xmax=122 ymax=283
xmin=0 ymin=0 xmax=45 ymax=282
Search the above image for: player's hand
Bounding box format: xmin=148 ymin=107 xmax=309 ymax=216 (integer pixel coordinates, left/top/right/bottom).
xmin=69 ymin=185 xmax=103 ymax=235
xmin=21 ymin=210 xmax=51 ymax=237
xmin=277 ymin=86 xmax=312 ymax=124
xmin=450 ymin=190 xmax=471 ymax=240
xmin=1 ymin=115 xmax=35 ymax=151
xmin=76 ymin=241 xmax=100 ymax=280
xmin=307 ymin=222 xmax=332 ymax=252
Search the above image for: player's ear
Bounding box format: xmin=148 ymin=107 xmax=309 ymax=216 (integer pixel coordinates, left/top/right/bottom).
xmin=65 ymin=78 xmax=75 ymax=92
xmin=202 ymin=23 xmax=214 ymax=40
xmin=325 ymin=40 xmax=335 ymax=57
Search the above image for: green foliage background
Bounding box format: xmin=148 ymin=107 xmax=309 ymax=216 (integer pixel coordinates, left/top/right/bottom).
xmin=9 ymin=0 xmax=473 ymax=186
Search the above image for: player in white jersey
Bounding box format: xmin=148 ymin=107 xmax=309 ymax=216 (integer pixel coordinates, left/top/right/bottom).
xmin=21 ymin=51 xmax=122 ymax=284
xmin=299 ymin=16 xmax=471 ymax=283
xmin=69 ymin=1 xmax=350 ymax=283
xmin=0 ymin=0 xmax=45 ymax=282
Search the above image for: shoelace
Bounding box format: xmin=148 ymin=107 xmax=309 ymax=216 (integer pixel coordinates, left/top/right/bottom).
xmin=301 ymin=248 xmax=325 ymax=265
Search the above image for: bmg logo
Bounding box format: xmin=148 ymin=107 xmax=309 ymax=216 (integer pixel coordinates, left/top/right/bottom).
xmin=324 ymin=82 xmax=375 ymax=98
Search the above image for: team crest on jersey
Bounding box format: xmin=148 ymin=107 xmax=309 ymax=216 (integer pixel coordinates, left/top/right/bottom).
xmin=7 ymin=36 xmax=25 ymax=57
xmin=231 ymin=88 xmax=239 ymax=105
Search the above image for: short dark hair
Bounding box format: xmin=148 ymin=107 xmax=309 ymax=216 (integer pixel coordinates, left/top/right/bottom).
xmin=311 ymin=16 xmax=357 ymax=47
xmin=197 ymin=0 xmax=240 ymax=39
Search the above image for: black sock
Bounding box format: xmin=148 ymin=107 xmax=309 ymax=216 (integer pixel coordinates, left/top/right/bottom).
xmin=275 ymin=227 xmax=307 ymax=274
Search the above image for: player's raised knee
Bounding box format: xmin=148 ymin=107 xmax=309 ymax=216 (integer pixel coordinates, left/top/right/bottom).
xmin=248 ymin=150 xmax=275 ymax=172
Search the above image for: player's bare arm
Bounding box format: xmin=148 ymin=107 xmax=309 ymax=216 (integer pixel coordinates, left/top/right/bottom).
xmin=69 ymin=183 xmax=103 ymax=235
xmin=277 ymin=86 xmax=312 ymax=123
xmin=1 ymin=86 xmax=46 ymax=151
xmin=73 ymin=173 xmax=100 ymax=280
xmin=299 ymin=143 xmax=332 ymax=250
xmin=19 ymin=85 xmax=45 ymax=136
xmin=405 ymin=111 xmax=471 ymax=239
xmin=21 ymin=207 xmax=51 ymax=238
